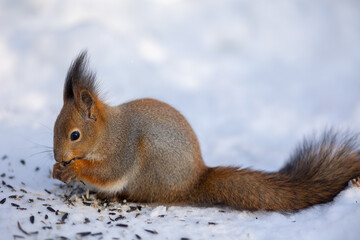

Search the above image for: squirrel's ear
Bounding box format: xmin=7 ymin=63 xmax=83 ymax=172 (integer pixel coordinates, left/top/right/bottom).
xmin=79 ymin=89 xmax=97 ymax=121
xmin=64 ymin=51 xmax=103 ymax=121
xmin=64 ymin=51 xmax=99 ymax=103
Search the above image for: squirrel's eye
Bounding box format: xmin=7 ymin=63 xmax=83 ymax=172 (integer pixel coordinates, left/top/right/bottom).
xmin=70 ymin=131 xmax=80 ymax=141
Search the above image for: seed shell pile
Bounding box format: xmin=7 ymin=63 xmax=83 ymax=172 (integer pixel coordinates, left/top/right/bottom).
xmin=0 ymin=155 xmax=234 ymax=239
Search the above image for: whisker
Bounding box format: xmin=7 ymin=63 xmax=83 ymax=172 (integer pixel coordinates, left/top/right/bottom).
xmin=28 ymin=140 xmax=53 ymax=150
xmin=27 ymin=150 xmax=53 ymax=159
xmin=38 ymin=122 xmax=53 ymax=132
xmin=33 ymin=144 xmax=53 ymax=149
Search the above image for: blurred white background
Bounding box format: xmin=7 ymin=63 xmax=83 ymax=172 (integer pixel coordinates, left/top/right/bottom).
xmin=0 ymin=0 xmax=359 ymax=170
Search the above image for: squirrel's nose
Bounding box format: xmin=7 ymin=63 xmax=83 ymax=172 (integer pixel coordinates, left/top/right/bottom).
xmin=53 ymin=150 xmax=61 ymax=162
xmin=53 ymin=150 xmax=71 ymax=163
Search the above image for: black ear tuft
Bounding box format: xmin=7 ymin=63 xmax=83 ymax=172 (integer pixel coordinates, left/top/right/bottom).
xmin=64 ymin=50 xmax=99 ymax=101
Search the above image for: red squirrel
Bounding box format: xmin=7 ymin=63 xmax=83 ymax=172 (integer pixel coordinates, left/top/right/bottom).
xmin=53 ymin=51 xmax=360 ymax=211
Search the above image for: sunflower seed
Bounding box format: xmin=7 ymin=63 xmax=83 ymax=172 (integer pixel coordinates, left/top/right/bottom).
xmin=13 ymin=235 xmax=25 ymax=239
xmin=84 ymin=218 xmax=90 ymax=224
xmin=91 ymin=232 xmax=103 ymax=236
xmin=76 ymin=232 xmax=91 ymax=237
xmin=115 ymin=215 xmax=125 ymax=221
xmin=116 ymin=223 xmax=128 ymax=228
xmin=144 ymin=229 xmax=158 ymax=234
xmin=62 ymin=213 xmax=69 ymax=222
xmin=47 ymin=207 xmax=56 ymax=212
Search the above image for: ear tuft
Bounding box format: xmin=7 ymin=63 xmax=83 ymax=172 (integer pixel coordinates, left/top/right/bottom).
xmin=64 ymin=50 xmax=99 ymax=101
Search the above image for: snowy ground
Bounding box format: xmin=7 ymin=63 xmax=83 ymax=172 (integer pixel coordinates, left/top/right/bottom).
xmin=1 ymin=0 xmax=360 ymax=239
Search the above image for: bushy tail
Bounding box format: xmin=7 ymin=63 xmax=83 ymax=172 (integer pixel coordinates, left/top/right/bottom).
xmin=191 ymin=132 xmax=360 ymax=211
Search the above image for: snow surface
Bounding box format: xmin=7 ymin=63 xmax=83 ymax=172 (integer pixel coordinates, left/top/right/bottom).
xmin=1 ymin=0 xmax=360 ymax=239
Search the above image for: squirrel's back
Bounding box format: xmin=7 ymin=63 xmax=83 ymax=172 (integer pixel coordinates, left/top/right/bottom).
xmin=110 ymin=98 xmax=207 ymax=202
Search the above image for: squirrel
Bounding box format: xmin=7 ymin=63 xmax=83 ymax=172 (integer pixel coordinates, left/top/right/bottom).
xmin=52 ymin=51 xmax=360 ymax=211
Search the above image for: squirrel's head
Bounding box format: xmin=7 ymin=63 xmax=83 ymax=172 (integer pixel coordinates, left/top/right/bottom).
xmin=53 ymin=51 xmax=106 ymax=163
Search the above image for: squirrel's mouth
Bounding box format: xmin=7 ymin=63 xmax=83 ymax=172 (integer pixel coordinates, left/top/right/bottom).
xmin=63 ymin=157 xmax=82 ymax=166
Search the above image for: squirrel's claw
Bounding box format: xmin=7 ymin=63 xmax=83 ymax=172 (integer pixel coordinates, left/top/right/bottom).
xmin=53 ymin=162 xmax=78 ymax=183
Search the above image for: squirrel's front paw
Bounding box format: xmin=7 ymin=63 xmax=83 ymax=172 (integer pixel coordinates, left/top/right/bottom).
xmin=52 ymin=162 xmax=78 ymax=183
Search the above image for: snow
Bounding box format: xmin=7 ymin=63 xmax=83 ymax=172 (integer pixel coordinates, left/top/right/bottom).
xmin=1 ymin=0 xmax=360 ymax=239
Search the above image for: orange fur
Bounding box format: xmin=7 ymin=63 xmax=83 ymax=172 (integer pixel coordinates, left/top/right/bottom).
xmin=71 ymin=159 xmax=115 ymax=187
